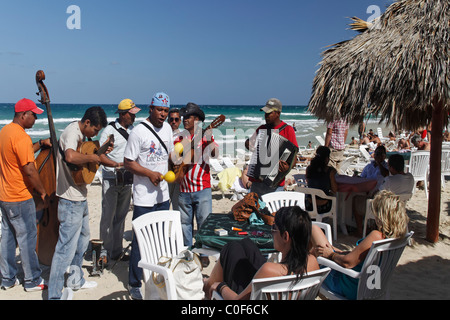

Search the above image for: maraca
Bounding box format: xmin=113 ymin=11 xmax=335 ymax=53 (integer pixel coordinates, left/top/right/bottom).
xmin=174 ymin=142 xmax=184 ymax=155
xmin=161 ymin=170 xmax=176 ymax=183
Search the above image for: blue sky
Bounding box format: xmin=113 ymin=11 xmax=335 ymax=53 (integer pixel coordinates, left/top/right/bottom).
xmin=0 ymin=0 xmax=394 ymax=105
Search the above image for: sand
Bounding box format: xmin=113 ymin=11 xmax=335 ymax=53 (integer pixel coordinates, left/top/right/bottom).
xmin=1 ymin=171 xmax=449 ymax=300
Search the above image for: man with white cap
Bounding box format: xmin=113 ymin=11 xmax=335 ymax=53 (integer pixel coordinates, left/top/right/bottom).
xmin=124 ymin=92 xmax=174 ymax=300
xmin=98 ymin=99 xmax=141 ymax=264
xmin=245 ymin=98 xmax=298 ymax=197
xmin=0 ymin=98 xmax=51 ymax=292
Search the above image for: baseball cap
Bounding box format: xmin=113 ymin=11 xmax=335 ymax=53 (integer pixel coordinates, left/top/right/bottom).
xmin=15 ymin=98 xmax=44 ymax=114
xmin=150 ymin=92 xmax=170 ymax=108
xmin=180 ymin=102 xmax=205 ymax=122
xmin=116 ymin=99 xmax=141 ymax=114
xmin=260 ymin=98 xmax=282 ymax=113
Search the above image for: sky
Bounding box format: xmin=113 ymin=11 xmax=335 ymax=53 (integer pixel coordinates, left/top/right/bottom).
xmin=0 ymin=0 xmax=395 ymax=106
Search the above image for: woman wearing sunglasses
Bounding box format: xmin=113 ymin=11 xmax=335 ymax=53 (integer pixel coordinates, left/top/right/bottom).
xmin=203 ymin=206 xmax=319 ymax=300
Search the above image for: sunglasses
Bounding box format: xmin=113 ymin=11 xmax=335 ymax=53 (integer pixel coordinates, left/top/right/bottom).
xmin=169 ymin=117 xmax=180 ymax=122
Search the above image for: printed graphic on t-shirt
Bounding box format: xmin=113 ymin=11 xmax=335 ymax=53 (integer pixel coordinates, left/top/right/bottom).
xmin=146 ymin=140 xmax=168 ymax=163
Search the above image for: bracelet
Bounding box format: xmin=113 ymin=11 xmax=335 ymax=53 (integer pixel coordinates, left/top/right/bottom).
xmin=216 ymin=282 xmax=228 ymax=294
xmin=38 ymin=139 xmax=42 ymax=147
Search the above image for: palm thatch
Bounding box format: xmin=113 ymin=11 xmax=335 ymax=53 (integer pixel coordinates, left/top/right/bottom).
xmin=308 ymin=0 xmax=449 ymax=131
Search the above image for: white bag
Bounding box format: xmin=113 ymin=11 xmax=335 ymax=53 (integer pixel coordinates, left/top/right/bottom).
xmin=152 ymin=250 xmax=205 ymax=300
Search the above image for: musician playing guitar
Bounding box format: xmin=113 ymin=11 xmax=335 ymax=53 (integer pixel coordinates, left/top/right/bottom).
xmin=175 ymin=102 xmax=219 ymax=247
xmin=48 ymin=106 xmax=112 ymax=300
xmin=245 ymin=98 xmax=298 ymax=197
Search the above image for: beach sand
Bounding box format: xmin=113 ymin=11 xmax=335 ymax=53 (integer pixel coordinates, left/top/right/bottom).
xmin=1 ymin=171 xmax=449 ymax=300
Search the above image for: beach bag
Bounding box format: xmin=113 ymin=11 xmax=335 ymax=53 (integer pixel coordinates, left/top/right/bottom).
xmin=152 ymin=250 xmax=204 ymax=300
xmin=231 ymin=192 xmax=260 ymax=221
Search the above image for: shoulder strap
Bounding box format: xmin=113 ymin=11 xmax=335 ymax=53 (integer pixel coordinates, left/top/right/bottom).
xmin=140 ymin=122 xmax=168 ymax=154
xmin=109 ymin=121 xmax=129 ymax=140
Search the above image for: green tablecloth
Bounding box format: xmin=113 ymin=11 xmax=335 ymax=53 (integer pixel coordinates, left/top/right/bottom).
xmin=193 ymin=213 xmax=275 ymax=253
xmin=386 ymin=151 xmax=411 ymax=161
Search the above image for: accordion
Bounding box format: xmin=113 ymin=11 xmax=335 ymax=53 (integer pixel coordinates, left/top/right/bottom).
xmin=247 ymin=130 xmax=299 ymax=188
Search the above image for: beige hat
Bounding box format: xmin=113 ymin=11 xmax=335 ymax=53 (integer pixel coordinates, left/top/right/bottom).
xmin=260 ymin=98 xmax=282 ymax=113
xmin=116 ymin=99 xmax=141 ymax=114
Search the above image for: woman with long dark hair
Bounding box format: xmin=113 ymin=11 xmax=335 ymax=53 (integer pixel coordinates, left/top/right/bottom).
xmin=305 ymin=146 xmax=338 ymax=213
xmin=203 ymin=206 xmax=319 ymax=300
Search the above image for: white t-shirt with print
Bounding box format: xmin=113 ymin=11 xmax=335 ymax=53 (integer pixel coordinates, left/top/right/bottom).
xmin=124 ymin=119 xmax=173 ymax=207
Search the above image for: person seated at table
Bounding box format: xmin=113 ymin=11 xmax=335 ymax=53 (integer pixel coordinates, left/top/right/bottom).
xmin=203 ymin=206 xmax=319 ymax=300
xmin=353 ymin=145 xmax=389 ymax=235
xmin=310 ymin=190 xmax=409 ymax=300
xmin=305 ymin=146 xmax=338 ymax=214
xmin=379 ymin=154 xmax=415 ymax=196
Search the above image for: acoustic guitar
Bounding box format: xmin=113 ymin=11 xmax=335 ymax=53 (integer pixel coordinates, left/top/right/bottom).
xmin=173 ymin=115 xmax=226 ymax=181
xmin=71 ymin=134 xmax=115 ymax=185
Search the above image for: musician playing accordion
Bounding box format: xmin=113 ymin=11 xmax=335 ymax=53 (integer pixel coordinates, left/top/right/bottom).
xmin=245 ymin=98 xmax=298 ymax=197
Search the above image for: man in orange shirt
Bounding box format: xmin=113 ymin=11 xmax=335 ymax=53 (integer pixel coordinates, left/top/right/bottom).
xmin=0 ymin=98 xmax=51 ymax=292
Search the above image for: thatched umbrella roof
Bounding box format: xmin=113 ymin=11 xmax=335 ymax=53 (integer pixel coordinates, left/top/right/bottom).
xmin=308 ymin=0 xmax=449 ymax=130
xmin=308 ymin=0 xmax=449 ymax=243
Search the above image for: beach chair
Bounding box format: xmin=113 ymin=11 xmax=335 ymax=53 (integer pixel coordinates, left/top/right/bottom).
xmin=405 ymin=151 xmax=430 ymax=199
xmin=442 ymin=149 xmax=450 ymax=190
xmin=315 ymin=135 xmax=325 ymax=146
xmin=338 ymin=156 xmax=356 ymax=175
xmin=221 ymin=157 xmax=236 ymax=168
xmin=359 ymin=145 xmax=372 ymax=162
xmin=261 ymin=191 xmax=306 ymax=213
xmin=295 ymin=186 xmax=337 ymax=241
xmin=318 ymin=232 xmax=413 ymax=300
xmin=132 ymin=210 xmax=187 ymax=300
xmin=213 ymin=267 xmax=331 ymax=300
xmin=363 ymin=193 xmax=412 ymax=237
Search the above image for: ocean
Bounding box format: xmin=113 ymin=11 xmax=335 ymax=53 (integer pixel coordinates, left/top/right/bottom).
xmin=0 ymin=103 xmax=388 ymax=157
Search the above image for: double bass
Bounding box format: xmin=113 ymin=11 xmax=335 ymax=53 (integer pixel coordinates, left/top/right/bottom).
xmin=34 ymin=70 xmax=60 ymax=266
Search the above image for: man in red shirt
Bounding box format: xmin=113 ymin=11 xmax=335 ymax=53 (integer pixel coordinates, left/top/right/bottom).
xmin=245 ymin=98 xmax=298 ymax=197
xmin=175 ymin=103 xmax=219 ymax=247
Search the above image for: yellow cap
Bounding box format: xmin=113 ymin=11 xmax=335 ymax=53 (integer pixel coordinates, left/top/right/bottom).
xmin=116 ymin=99 xmax=141 ymax=114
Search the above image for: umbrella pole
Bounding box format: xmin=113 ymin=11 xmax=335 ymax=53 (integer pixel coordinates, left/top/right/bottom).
xmin=426 ymin=99 xmax=444 ymax=243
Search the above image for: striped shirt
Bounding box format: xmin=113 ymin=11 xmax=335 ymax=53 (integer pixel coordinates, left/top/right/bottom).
xmin=327 ymin=120 xmax=349 ymax=151
xmin=175 ymin=133 xmax=217 ymax=193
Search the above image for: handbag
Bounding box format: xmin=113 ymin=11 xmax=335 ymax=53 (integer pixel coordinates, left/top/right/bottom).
xmin=152 ymin=250 xmax=205 ymax=300
xmin=231 ymin=192 xmax=260 ymax=221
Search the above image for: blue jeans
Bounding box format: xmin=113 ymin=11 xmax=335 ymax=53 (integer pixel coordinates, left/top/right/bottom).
xmin=129 ymin=201 xmax=170 ymax=288
xmin=178 ymin=188 xmax=212 ymax=247
xmin=48 ymin=198 xmax=90 ymax=300
xmin=0 ymin=199 xmax=43 ymax=289
xmin=100 ymin=178 xmax=132 ymax=260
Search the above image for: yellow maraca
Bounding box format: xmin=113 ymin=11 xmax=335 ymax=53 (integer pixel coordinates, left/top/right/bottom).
xmin=161 ymin=170 xmax=176 ymax=183
xmin=174 ymin=142 xmax=184 ymax=155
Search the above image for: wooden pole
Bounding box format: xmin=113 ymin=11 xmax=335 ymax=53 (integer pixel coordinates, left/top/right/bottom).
xmin=426 ymin=99 xmax=444 ymax=243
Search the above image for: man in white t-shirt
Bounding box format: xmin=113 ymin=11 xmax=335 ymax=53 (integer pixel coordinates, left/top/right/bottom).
xmin=123 ymin=92 xmax=173 ymax=300
xmin=98 ymin=99 xmax=141 ymax=263
xmin=379 ymin=154 xmax=415 ymax=196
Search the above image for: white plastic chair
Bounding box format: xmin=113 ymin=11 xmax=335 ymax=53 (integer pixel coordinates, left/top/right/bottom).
xmin=132 ymin=210 xmax=187 ymax=300
xmin=261 ymin=191 xmax=306 ymax=213
xmin=441 ymin=149 xmax=450 ymax=190
xmin=338 ymin=156 xmax=356 ymax=175
xmin=363 ymin=193 xmax=412 ymax=237
xmin=209 ymin=158 xmax=225 ymax=174
xmin=405 ymin=150 xmax=430 ymax=198
xmin=318 ymin=232 xmax=413 ymax=300
xmin=213 ymin=267 xmax=331 ymax=300
xmin=359 ymin=145 xmax=372 ymax=162
xmin=295 ymin=186 xmax=338 ymax=241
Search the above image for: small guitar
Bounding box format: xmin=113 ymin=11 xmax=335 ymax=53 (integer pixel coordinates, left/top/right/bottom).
xmin=174 ymin=115 xmax=226 ymax=180
xmin=71 ymin=134 xmax=115 ymax=185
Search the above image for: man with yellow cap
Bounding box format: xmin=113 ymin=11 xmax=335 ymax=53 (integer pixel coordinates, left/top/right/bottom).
xmin=98 ymin=99 xmax=140 ymax=264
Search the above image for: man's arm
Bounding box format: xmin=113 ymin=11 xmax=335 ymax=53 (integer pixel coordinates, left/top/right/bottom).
xmin=124 ymin=158 xmax=162 ymax=186
xmin=324 ymin=128 xmax=332 ymax=147
xmin=23 ymin=162 xmax=46 ymax=201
